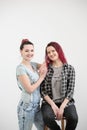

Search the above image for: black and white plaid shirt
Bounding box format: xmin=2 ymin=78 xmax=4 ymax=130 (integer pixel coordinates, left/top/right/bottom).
xmin=40 ymin=63 xmax=75 ymax=105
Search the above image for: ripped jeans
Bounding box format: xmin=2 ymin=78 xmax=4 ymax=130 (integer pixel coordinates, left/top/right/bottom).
xmin=17 ymin=100 xmax=44 ymax=130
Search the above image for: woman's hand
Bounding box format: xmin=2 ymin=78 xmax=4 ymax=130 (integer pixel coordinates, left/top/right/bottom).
xmin=56 ymin=98 xmax=69 ymax=120
xmin=51 ymin=102 xmax=64 ymax=120
xmin=51 ymin=102 xmax=60 ymax=119
xmin=56 ymin=106 xmax=64 ymax=120
xmin=39 ymin=62 xmax=47 ymax=79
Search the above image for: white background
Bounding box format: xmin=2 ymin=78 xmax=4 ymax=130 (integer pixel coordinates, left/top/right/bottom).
xmin=0 ymin=0 xmax=87 ymax=130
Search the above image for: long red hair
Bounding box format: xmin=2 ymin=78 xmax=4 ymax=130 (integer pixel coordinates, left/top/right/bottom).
xmin=45 ymin=42 xmax=67 ymax=66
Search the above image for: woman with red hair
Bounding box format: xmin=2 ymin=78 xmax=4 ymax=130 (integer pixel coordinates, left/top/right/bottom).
xmin=40 ymin=42 xmax=78 ymax=130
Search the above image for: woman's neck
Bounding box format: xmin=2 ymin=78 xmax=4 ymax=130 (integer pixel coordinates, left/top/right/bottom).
xmin=21 ymin=60 xmax=34 ymax=71
xmin=52 ymin=60 xmax=63 ymax=67
xmin=22 ymin=60 xmax=30 ymax=66
xmin=21 ymin=60 xmax=32 ymax=69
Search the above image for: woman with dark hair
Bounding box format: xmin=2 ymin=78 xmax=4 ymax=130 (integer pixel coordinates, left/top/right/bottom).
xmin=40 ymin=42 xmax=78 ymax=130
xmin=16 ymin=39 xmax=47 ymax=130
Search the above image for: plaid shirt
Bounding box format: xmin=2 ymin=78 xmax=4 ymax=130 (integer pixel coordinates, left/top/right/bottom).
xmin=40 ymin=64 xmax=75 ymax=105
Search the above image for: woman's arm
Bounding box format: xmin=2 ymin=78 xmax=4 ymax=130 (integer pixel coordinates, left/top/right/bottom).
xmin=60 ymin=98 xmax=69 ymax=109
xmin=18 ymin=74 xmax=45 ymax=93
xmin=18 ymin=64 xmax=47 ymax=93
xmin=66 ymin=65 xmax=75 ymax=100
xmin=58 ymin=65 xmax=75 ymax=119
xmin=44 ymin=95 xmax=60 ymax=118
xmin=37 ymin=61 xmax=46 ymax=70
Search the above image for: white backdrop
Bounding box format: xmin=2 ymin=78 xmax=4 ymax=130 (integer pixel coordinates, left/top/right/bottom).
xmin=0 ymin=0 xmax=87 ymax=130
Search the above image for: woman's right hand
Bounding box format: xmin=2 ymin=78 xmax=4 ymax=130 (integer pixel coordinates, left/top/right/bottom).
xmin=39 ymin=62 xmax=47 ymax=79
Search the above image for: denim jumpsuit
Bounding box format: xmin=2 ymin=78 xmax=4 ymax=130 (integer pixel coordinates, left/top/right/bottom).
xmin=16 ymin=62 xmax=44 ymax=130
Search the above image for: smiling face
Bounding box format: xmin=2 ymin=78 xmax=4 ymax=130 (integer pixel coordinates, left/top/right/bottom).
xmin=46 ymin=46 xmax=59 ymax=62
xmin=20 ymin=44 xmax=34 ymax=61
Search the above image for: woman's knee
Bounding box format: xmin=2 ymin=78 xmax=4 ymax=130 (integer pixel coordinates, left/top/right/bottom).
xmin=68 ymin=113 xmax=78 ymax=126
xmin=43 ymin=112 xmax=52 ymax=122
xmin=72 ymin=113 xmax=78 ymax=125
xmin=41 ymin=105 xmax=55 ymax=120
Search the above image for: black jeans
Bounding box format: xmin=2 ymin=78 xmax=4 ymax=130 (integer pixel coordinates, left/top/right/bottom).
xmin=41 ymin=103 xmax=78 ymax=130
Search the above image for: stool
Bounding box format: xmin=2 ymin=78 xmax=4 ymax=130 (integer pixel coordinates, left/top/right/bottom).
xmin=44 ymin=117 xmax=66 ymax=130
xmin=44 ymin=125 xmax=48 ymax=130
xmin=61 ymin=117 xmax=66 ymax=130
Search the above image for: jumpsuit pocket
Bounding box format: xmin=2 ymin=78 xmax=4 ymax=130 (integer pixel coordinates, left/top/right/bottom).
xmin=17 ymin=101 xmax=24 ymax=119
xmin=23 ymin=102 xmax=29 ymax=111
xmin=17 ymin=100 xmax=23 ymax=113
